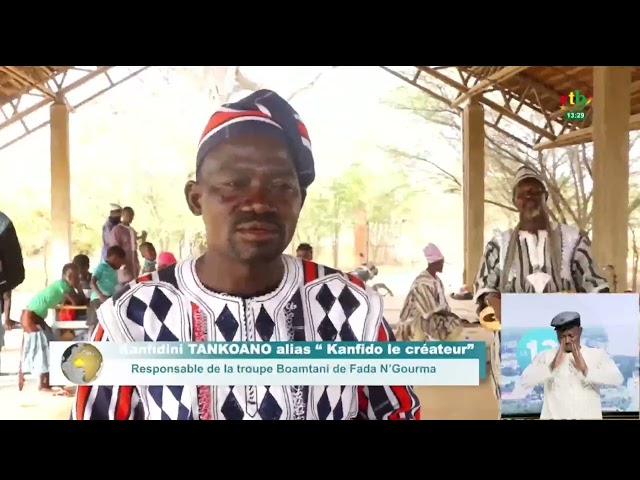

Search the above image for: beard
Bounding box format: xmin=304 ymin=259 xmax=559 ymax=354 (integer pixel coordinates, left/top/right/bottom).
xmin=522 ymin=204 xmax=542 ymax=220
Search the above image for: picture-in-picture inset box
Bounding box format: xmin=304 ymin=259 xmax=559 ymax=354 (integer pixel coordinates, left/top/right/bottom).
xmin=500 ymin=293 xmax=639 ymax=420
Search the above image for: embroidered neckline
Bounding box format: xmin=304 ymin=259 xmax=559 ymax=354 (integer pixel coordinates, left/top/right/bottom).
xmin=185 ymin=255 xmax=294 ymax=303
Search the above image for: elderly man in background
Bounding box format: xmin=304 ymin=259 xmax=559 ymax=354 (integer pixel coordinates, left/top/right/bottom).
xmin=473 ymin=165 xmax=609 ymax=401
xmin=101 ymin=203 xmax=122 ymax=261
xmin=397 ymin=243 xmax=462 ymax=341
xmin=474 ymin=165 xmax=609 ymax=328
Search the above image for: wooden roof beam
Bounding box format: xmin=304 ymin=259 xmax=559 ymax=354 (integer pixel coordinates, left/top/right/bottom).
xmin=418 ymin=67 xmax=555 ymax=141
xmin=532 ymin=112 xmax=640 ymax=151
xmin=0 ymin=66 xmax=113 ymax=132
xmin=450 ymin=66 xmax=531 ymax=107
xmin=0 ymin=66 xmax=57 ymax=100
xmin=379 ymin=66 xmax=533 ymax=149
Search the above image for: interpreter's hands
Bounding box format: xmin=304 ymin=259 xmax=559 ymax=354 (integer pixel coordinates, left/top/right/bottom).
xmin=550 ymin=338 xmax=566 ymax=370
xmin=485 ymin=293 xmax=502 ymax=322
xmin=98 ymin=294 xmax=108 ymax=304
xmin=570 ymin=340 xmax=588 ymax=375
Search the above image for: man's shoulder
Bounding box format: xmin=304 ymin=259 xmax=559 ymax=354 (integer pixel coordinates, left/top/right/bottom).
xmin=94 ymin=261 xmax=108 ymax=272
xmin=296 ymin=257 xmax=368 ymax=292
xmin=485 ymin=229 xmax=512 ymax=248
xmin=533 ymin=348 xmax=556 ymax=363
xmin=558 ymin=223 xmax=582 ymax=237
xmin=111 ymin=262 xmax=181 ymax=302
xmin=582 ymin=346 xmax=608 ymax=358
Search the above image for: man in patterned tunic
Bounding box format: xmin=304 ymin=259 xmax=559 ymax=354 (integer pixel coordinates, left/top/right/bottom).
xmin=72 ymin=90 xmax=421 ymax=420
xmin=397 ymin=243 xmax=462 ymax=341
xmin=473 ymin=166 xmax=609 ymax=400
xmin=474 ymin=165 xmax=609 ymax=327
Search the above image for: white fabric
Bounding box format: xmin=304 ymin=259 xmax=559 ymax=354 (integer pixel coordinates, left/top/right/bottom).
xmin=518 ymin=346 xmax=624 ymax=419
xmin=423 ymin=243 xmax=444 ymax=264
xmin=493 ymin=224 xmax=580 ymax=295
xmin=98 ymin=255 xmax=385 ymax=420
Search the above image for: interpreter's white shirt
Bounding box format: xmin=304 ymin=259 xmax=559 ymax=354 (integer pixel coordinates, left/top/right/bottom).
xmin=519 ymin=346 xmax=623 ymax=420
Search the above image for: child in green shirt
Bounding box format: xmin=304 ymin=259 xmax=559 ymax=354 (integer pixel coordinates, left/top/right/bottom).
xmin=20 ymin=263 xmax=85 ymax=394
xmin=87 ymin=246 xmax=126 ymax=336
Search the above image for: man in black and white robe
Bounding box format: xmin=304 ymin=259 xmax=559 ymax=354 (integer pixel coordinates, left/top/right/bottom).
xmin=72 ymin=90 xmax=421 ymax=421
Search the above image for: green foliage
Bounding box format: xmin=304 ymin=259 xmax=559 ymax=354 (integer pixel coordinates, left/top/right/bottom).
xmin=294 ymin=161 xmax=416 ymax=267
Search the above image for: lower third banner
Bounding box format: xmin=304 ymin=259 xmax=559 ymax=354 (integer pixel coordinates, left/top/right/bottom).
xmin=49 ymin=341 xmax=486 ymax=386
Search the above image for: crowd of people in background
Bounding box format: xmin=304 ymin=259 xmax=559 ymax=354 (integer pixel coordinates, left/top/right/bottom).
xmin=0 ymin=203 xmax=180 ymax=395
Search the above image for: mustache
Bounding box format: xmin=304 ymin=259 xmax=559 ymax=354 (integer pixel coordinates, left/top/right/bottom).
xmin=232 ymin=213 xmax=284 ymax=231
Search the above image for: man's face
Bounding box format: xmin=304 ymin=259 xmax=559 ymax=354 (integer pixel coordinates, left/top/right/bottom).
xmin=122 ymin=210 xmax=134 ymax=224
xmin=141 ymin=246 xmax=156 ymax=261
xmin=110 ymin=209 xmax=122 ymax=220
xmin=64 ymin=266 xmax=80 ymax=287
xmin=108 ymin=255 xmax=125 ymax=270
xmin=76 ymin=263 xmax=89 ymax=276
xmin=430 ymin=259 xmax=444 ymax=273
xmin=185 ymin=134 xmax=304 ymax=263
xmin=296 ymin=248 xmax=313 ymax=260
xmin=556 ymin=326 xmax=582 ymax=352
xmin=513 ymin=178 xmax=545 ymax=221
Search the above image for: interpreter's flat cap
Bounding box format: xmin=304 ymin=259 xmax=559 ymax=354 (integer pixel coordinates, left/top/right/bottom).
xmin=550 ymin=311 xmax=581 ymax=329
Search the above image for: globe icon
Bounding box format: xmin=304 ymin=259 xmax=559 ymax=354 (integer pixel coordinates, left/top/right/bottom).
xmin=61 ymin=343 xmax=104 ymax=385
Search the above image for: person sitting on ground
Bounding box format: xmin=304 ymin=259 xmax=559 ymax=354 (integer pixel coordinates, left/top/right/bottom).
xmin=139 ymin=242 xmax=157 ymax=274
xmin=397 ymin=243 xmax=462 ymax=341
xmin=156 ymin=251 xmax=177 ymax=271
xmin=20 ymin=263 xmax=85 ymax=394
xmin=87 ymin=246 xmax=126 ymax=338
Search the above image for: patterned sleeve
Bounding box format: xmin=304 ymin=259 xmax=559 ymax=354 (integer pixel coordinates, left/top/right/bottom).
xmin=413 ymin=284 xmax=439 ymax=318
xmin=571 ymin=234 xmax=610 ymax=293
xmin=357 ymin=318 xmax=421 ymax=420
xmin=71 ymin=323 xmax=145 ymax=420
xmin=473 ymin=239 xmax=501 ymax=310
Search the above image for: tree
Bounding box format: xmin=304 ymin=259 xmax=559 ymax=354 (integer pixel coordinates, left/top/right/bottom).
xmin=384 ymin=80 xmax=640 ymax=233
xmin=292 ymin=161 xmax=417 ymax=267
